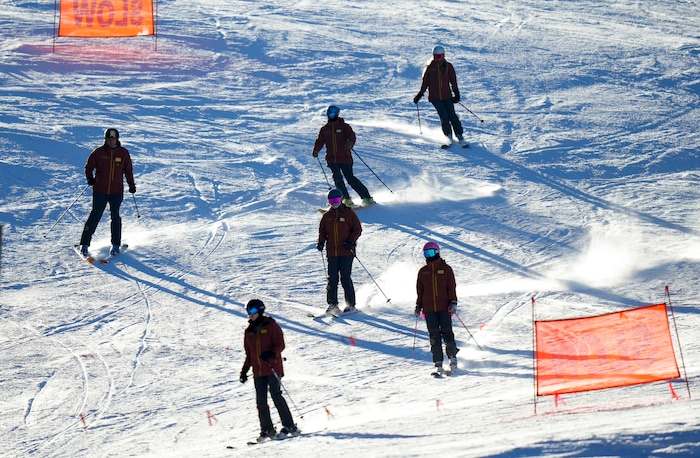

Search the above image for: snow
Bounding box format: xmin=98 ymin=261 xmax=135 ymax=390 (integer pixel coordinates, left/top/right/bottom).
xmin=1 ymin=0 xmax=700 ymax=456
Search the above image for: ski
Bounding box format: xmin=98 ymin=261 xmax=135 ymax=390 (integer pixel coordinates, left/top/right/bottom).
xmin=237 ymin=428 xmax=313 ymax=447
xmin=430 ymin=369 xmax=452 ymax=378
xmin=72 ymin=245 xmax=96 ymax=264
xmin=440 ymin=142 xmax=469 ymax=149
xmin=245 ymin=437 xmax=272 ymax=446
xmin=308 ymin=308 xmax=359 ymax=319
xmin=98 ymin=244 xmax=128 ymax=264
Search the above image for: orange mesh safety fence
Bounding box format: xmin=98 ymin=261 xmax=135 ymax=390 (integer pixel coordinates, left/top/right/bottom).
xmin=535 ymin=303 xmax=679 ymax=396
xmin=59 ymin=0 xmax=154 ymax=37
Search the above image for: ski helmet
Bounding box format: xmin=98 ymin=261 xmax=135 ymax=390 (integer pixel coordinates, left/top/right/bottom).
xmin=246 ymin=299 xmax=265 ymax=315
xmin=327 ymin=105 xmax=340 ymax=121
xmin=423 ymin=241 xmax=440 ymax=258
xmin=104 ymin=128 xmax=119 ymax=140
xmin=432 ymin=45 xmax=445 ymax=59
xmin=327 ymin=189 xmax=343 ymax=200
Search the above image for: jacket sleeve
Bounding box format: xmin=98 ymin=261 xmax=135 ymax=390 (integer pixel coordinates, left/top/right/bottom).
xmin=84 ymin=150 xmax=97 ymax=180
xmin=271 ymin=320 xmax=286 ymax=356
xmin=313 ymin=126 xmax=326 ymax=153
xmin=241 ymin=334 xmax=251 ymax=373
xmin=418 ymin=66 xmax=430 ymax=95
xmin=318 ymin=214 xmax=328 ymax=244
xmin=123 ymin=150 xmax=135 ymax=187
xmin=347 ymin=210 xmax=362 ymax=243
xmin=448 ymin=63 xmax=460 ymax=96
xmin=446 ymin=265 xmax=457 ymax=303
xmin=345 ymin=123 xmax=356 ymax=146
xmin=416 ymin=268 xmax=424 ymax=307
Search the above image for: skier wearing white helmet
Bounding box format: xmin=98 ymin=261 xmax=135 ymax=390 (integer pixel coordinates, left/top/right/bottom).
xmin=413 ymin=45 xmax=466 ymax=146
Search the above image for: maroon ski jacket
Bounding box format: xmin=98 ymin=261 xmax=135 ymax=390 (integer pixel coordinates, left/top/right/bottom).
xmin=418 ymin=59 xmax=460 ymax=102
xmin=318 ymin=204 xmax=362 ymax=257
xmin=313 ymin=117 xmax=356 ymax=165
xmin=85 ymin=143 xmax=135 ymax=195
xmin=416 ymin=257 xmax=457 ymax=313
xmin=242 ymin=315 xmax=286 ymax=378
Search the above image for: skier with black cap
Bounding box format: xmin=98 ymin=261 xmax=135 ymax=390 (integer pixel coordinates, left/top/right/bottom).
xmin=239 ymin=299 xmax=299 ymax=442
xmin=78 ymin=128 xmax=136 ymax=258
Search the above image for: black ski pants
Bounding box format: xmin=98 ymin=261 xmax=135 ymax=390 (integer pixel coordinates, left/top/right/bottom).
xmin=326 ymin=255 xmax=355 ymax=306
xmin=424 ymin=311 xmax=458 ymax=364
xmin=254 ymin=374 xmax=294 ymax=434
xmin=431 ymin=99 xmax=464 ymax=138
xmin=80 ymin=191 xmax=123 ymax=247
xmin=328 ymin=163 xmax=371 ymax=200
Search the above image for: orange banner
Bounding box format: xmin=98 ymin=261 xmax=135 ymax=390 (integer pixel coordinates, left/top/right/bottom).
xmin=535 ymin=303 xmax=679 ymax=396
xmin=58 ymin=0 xmax=154 ymax=38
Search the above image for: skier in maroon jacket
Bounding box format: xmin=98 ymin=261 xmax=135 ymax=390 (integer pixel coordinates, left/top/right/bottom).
xmin=415 ymin=241 xmax=460 ymax=375
xmin=239 ymin=299 xmax=299 ymax=442
xmin=78 ymin=128 xmax=136 ymax=257
xmin=317 ymin=188 xmax=362 ymax=315
xmin=312 ymin=105 xmax=374 ymax=207
xmin=413 ymin=45 xmax=466 ymax=146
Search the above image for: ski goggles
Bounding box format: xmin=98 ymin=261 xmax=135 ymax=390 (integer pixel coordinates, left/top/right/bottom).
xmin=328 ymin=197 xmax=342 ymax=205
xmin=246 ymin=306 xmax=259 ymax=315
xmin=423 ymin=248 xmax=438 ymax=258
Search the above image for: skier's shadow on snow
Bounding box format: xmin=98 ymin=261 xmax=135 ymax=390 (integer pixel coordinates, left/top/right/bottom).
xmin=464 ymin=144 xmax=700 ymax=237
xmin=102 ymin=255 xmax=244 ymax=317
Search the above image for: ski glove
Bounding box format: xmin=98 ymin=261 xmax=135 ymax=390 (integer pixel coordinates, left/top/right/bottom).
xmin=129 ymin=185 xmax=136 ymax=194
xmin=345 ymin=141 xmax=354 ymax=150
xmin=343 ymin=241 xmax=356 ymax=250
xmin=452 ymin=89 xmax=460 ymax=104
xmin=448 ymin=301 xmax=457 ymax=314
xmin=316 ymin=242 xmax=324 ymax=251
xmin=239 ymin=369 xmax=248 ymax=384
xmin=260 ymin=350 xmax=275 ymax=361
xmin=414 ymin=305 xmax=422 ymax=317
xmin=312 ymin=150 xmax=319 ymax=158
xmin=87 ymin=176 xmax=96 ymax=186
xmin=413 ymin=93 xmax=423 ymax=104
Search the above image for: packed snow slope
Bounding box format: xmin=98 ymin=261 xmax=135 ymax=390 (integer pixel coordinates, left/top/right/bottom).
xmin=2 ymin=0 xmax=700 ymax=456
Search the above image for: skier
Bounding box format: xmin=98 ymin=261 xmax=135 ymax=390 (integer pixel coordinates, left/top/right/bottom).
xmin=78 ymin=128 xmax=136 ymax=257
xmin=239 ymin=299 xmax=300 ymax=442
xmin=413 ymin=45 xmax=466 ymax=146
xmin=317 ymin=189 xmax=362 ymax=315
xmin=312 ymin=105 xmax=375 ymax=207
xmin=414 ymin=241 xmax=460 ymax=375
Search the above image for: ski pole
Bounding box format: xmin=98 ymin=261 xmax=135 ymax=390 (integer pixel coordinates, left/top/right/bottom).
xmin=412 ymin=314 xmax=419 ymax=356
xmin=131 ymin=193 xmax=141 ymax=219
xmin=351 ymin=148 xmax=393 ymax=194
xmin=320 ymin=248 xmax=327 ymax=277
xmin=457 ymin=102 xmax=484 ymax=123
xmin=316 ymin=155 xmax=332 ymax=189
xmin=43 ymin=184 xmax=90 ymax=238
xmin=267 ymin=362 xmax=303 ymax=418
xmin=415 ymin=103 xmax=423 ymax=134
xmin=453 ymin=311 xmax=483 ymax=350
xmin=351 ymin=249 xmax=391 ymax=303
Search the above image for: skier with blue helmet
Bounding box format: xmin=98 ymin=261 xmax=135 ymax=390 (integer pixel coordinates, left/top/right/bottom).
xmin=312 ymin=105 xmax=375 ymax=207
